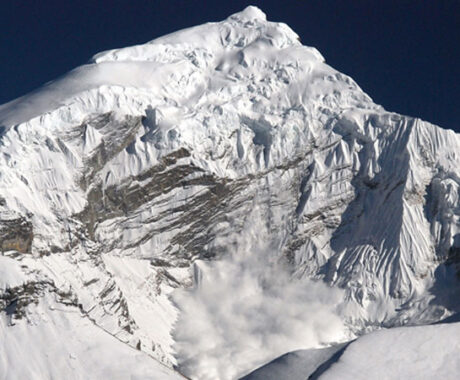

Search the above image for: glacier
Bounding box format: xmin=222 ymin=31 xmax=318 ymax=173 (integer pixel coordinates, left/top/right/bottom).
xmin=0 ymin=5 xmax=459 ymax=379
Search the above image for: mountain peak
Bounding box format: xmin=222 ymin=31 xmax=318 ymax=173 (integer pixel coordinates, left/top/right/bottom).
xmin=228 ymin=5 xmax=267 ymax=22
xmin=1 ymin=8 xmax=460 ymax=379
xmin=0 ymin=6 xmax=325 ymax=129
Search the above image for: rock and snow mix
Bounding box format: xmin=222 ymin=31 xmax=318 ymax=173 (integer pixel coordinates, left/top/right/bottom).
xmin=0 ymin=6 xmax=459 ymax=379
xmin=173 ymin=203 xmax=349 ymax=379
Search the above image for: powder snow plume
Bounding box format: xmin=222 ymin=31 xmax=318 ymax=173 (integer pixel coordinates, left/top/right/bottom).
xmin=172 ymin=203 xmax=349 ymax=380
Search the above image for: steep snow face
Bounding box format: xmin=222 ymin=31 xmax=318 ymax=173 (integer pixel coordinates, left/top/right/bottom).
xmin=0 ymin=5 xmax=459 ymax=379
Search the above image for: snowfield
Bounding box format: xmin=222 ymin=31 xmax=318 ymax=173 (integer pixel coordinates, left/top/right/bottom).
xmin=318 ymin=321 xmax=460 ymax=380
xmin=243 ymin=321 xmax=460 ymax=380
xmin=0 ymin=5 xmax=459 ymax=379
xmin=0 ymin=299 xmax=184 ymax=380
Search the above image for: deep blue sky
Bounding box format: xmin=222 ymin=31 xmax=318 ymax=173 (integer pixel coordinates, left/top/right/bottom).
xmin=1 ymin=1 xmax=458 ymax=131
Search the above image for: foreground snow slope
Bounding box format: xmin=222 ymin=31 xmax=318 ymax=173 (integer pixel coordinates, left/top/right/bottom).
xmin=0 ymin=5 xmax=459 ymax=379
xmin=0 ymin=303 xmax=184 ymax=380
xmin=0 ymin=254 xmax=183 ymax=380
xmin=243 ymin=321 xmax=460 ymax=380
xmin=317 ymin=321 xmax=460 ymax=380
xmin=241 ymin=345 xmax=347 ymax=380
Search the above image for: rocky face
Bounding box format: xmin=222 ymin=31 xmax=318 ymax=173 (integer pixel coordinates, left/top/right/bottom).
xmin=0 ymin=215 xmax=33 ymax=254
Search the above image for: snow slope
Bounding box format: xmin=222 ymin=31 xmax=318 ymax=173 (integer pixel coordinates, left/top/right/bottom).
xmin=241 ymin=345 xmax=347 ymax=380
xmin=244 ymin=321 xmax=460 ymax=380
xmin=0 ymin=302 xmax=184 ymax=380
xmin=0 ymin=5 xmax=459 ymax=379
xmin=0 ymin=252 xmax=183 ymax=380
xmin=317 ymin=322 xmax=460 ymax=380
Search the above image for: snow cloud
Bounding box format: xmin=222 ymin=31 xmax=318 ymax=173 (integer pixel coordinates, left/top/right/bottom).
xmin=172 ymin=206 xmax=348 ymax=380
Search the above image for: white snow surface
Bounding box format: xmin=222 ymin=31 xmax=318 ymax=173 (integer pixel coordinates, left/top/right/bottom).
xmin=0 ymin=5 xmax=459 ymax=380
xmin=318 ymin=322 xmax=460 ymax=380
xmin=0 ymin=296 xmax=183 ymax=380
xmin=0 ymin=255 xmax=27 ymax=291
xmin=244 ymin=322 xmax=460 ymax=380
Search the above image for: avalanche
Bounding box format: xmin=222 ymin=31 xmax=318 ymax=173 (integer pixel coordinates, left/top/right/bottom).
xmin=0 ymin=5 xmax=459 ymax=380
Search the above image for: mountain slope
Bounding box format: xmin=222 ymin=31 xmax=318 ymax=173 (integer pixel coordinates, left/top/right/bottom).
xmin=316 ymin=321 xmax=460 ymax=380
xmin=243 ymin=320 xmax=460 ymax=380
xmin=0 ymin=6 xmax=459 ymax=379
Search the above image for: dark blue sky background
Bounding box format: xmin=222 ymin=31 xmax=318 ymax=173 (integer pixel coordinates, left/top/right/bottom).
xmin=0 ymin=1 xmax=458 ymax=131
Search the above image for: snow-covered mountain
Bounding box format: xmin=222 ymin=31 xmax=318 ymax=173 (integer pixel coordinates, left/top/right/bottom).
xmin=1 ymin=6 xmax=459 ymax=379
